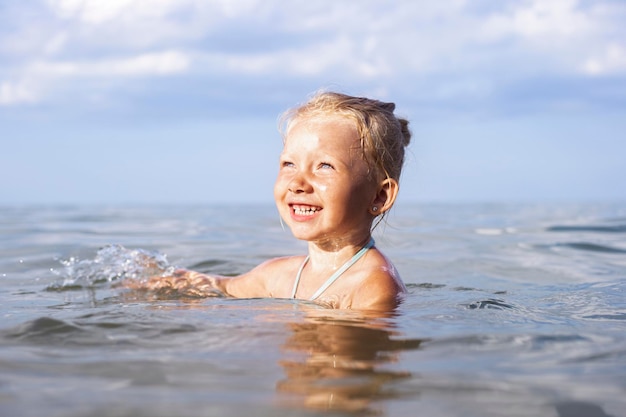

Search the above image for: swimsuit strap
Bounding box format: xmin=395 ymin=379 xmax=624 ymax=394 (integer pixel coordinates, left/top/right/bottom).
xmin=290 ymin=238 xmax=375 ymax=301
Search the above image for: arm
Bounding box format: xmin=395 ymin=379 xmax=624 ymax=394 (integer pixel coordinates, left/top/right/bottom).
xmin=124 ymin=269 xmax=229 ymax=298
xmin=124 ymin=257 xmax=292 ymax=299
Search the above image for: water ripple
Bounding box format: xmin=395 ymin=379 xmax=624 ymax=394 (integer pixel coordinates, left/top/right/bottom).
xmin=535 ymin=242 xmax=626 ymax=254
xmin=547 ymin=224 xmax=626 ymax=233
xmin=465 ymin=298 xmax=516 ymax=310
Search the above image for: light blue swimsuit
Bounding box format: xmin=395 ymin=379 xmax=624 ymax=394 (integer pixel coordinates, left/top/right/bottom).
xmin=290 ymin=238 xmax=375 ymax=300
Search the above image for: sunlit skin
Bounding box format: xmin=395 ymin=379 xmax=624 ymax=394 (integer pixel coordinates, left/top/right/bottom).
xmin=128 ymin=115 xmax=406 ymax=310
xmin=274 ymin=117 xmax=378 ymax=249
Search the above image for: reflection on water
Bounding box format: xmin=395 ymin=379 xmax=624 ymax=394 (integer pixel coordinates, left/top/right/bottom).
xmin=277 ymin=311 xmax=422 ymax=414
xmin=44 ymin=245 xmax=426 ymax=413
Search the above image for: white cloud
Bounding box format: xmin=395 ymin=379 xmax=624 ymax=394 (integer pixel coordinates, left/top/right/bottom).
xmin=43 ymin=32 xmax=69 ymax=56
xmin=31 ymin=50 xmax=190 ymax=77
xmin=0 ymin=81 xmax=38 ymax=105
xmin=193 ymin=35 xmax=391 ymax=81
xmin=481 ymin=0 xmax=593 ymax=39
xmin=583 ymin=43 xmax=626 ymax=76
xmin=1 ymin=0 xmax=625 ymax=108
xmin=48 ymin=0 xmax=186 ymax=24
xmin=446 ymin=0 xmax=626 ymax=83
xmin=47 ymin=0 xmax=267 ymax=23
xmin=100 ymin=50 xmax=191 ymax=76
xmin=0 ymin=50 xmax=190 ymax=106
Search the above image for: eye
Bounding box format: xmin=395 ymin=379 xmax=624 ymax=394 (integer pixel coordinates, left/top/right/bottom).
xmin=281 ymin=160 xmax=295 ymax=168
xmin=318 ymin=162 xmax=334 ymax=170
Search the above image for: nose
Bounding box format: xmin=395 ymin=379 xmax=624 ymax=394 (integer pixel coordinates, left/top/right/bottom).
xmin=288 ymin=170 xmax=312 ymax=194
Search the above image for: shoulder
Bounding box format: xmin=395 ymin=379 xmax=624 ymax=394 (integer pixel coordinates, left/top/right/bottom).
xmin=348 ymin=250 xmax=406 ymax=310
xmin=225 ymin=255 xmax=305 ymax=298
xmin=249 ymin=255 xmax=304 ymax=275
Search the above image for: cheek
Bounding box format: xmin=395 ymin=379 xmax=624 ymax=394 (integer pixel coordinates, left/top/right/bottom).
xmin=273 ymin=187 xmax=282 ymax=205
xmin=352 ymin=181 xmax=379 ymax=206
xmin=273 ymin=175 xmax=285 ymax=201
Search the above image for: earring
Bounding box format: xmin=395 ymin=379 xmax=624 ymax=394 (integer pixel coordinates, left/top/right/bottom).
xmin=372 ymin=206 xmax=378 ymax=212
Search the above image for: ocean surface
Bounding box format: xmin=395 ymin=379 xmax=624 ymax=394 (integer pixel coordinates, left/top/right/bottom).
xmin=1 ymin=203 xmax=625 ymax=417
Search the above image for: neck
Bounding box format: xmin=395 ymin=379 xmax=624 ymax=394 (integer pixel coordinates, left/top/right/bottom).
xmin=306 ymin=235 xmax=373 ymax=271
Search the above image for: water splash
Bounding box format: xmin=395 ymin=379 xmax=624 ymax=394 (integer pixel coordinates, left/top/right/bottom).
xmin=49 ymin=244 xmax=175 ymax=290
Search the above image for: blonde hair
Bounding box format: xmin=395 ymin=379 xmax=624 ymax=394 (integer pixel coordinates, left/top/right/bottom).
xmin=280 ymin=91 xmax=411 ymax=183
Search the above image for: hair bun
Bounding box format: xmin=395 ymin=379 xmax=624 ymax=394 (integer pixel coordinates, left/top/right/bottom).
xmin=380 ymin=102 xmax=396 ymax=112
xmin=399 ymin=118 xmax=411 ymax=147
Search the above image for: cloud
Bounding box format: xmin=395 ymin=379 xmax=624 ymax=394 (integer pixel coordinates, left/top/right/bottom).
xmin=480 ymin=0 xmax=593 ymax=39
xmin=583 ymin=43 xmax=626 ymax=75
xmin=2 ymin=1 xmax=626 ymax=205
xmin=0 ymin=80 xmax=38 ymax=105
xmin=196 ymin=36 xmax=390 ymax=79
xmin=48 ymin=0 xmax=190 ymax=24
xmin=32 ymin=50 xmax=191 ymax=77
xmin=0 ymin=50 xmax=190 ymax=107
xmin=46 ymin=0 xmax=265 ymax=24
xmin=1 ymin=0 xmax=625 ymax=115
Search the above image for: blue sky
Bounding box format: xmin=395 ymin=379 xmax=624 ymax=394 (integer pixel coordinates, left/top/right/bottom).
xmin=1 ymin=0 xmax=625 ymax=205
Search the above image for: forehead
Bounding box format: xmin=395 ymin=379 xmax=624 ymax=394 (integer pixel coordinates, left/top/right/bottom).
xmin=284 ymin=115 xmax=359 ymax=148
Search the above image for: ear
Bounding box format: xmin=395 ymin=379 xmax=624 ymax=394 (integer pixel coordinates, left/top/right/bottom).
xmin=369 ymin=178 xmax=399 ymax=216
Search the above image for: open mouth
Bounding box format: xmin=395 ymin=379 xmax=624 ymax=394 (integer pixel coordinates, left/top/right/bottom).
xmin=290 ymin=204 xmax=322 ymax=217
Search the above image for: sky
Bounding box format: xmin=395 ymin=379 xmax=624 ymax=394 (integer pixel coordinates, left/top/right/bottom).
xmin=1 ymin=0 xmax=625 ymax=206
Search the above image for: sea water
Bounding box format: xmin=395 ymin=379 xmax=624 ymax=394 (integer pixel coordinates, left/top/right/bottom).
xmin=0 ymin=203 xmax=625 ymax=417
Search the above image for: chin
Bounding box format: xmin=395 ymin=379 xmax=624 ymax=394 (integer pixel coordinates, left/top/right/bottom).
xmin=286 ymin=225 xmax=325 ymax=242
xmin=287 ymin=228 xmax=315 ymax=241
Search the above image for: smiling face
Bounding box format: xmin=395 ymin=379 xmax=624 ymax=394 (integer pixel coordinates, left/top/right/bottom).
xmin=274 ymin=116 xmax=379 ymax=246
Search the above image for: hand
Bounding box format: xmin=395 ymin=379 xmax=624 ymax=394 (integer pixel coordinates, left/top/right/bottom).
xmin=124 ymin=269 xmax=223 ymax=298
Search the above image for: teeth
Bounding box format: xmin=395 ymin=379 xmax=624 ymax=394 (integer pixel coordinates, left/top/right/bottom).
xmin=293 ymin=205 xmax=320 ymax=216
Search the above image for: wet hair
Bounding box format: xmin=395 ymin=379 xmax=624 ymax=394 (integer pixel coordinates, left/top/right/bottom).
xmin=280 ymin=91 xmax=411 ymax=183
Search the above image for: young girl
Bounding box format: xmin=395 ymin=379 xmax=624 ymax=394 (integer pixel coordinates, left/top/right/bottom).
xmin=130 ymin=91 xmax=412 ymax=310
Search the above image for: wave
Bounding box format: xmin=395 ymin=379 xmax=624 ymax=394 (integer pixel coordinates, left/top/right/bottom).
xmin=553 ymin=242 xmax=626 ymax=254
xmin=581 ymin=312 xmax=626 ymax=321
xmin=533 ymin=241 xmax=626 ymax=254
xmin=4 ymin=317 xmax=82 ymax=338
xmin=547 ymin=224 xmax=626 ymax=233
xmin=0 ymin=315 xmax=203 ymax=348
xmin=465 ymin=298 xmax=516 ymax=310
